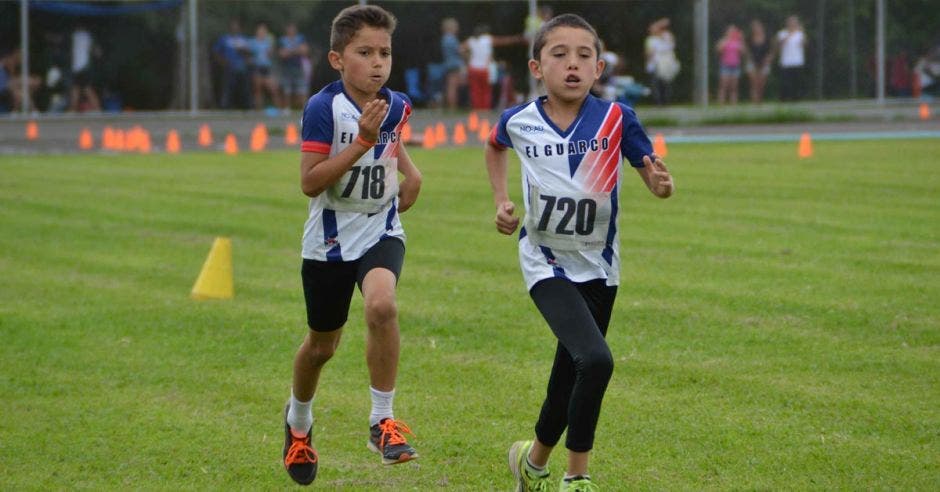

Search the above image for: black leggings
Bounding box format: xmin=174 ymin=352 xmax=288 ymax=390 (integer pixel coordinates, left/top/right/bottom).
xmin=529 ymin=277 xmax=617 ymax=452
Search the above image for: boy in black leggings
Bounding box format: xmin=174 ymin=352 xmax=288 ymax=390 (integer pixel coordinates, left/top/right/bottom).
xmin=484 ymin=13 xmax=674 ymax=491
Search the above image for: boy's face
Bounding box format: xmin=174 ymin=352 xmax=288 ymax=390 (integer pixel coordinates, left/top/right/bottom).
xmin=329 ymin=26 xmax=392 ymax=101
xmin=529 ymin=27 xmax=603 ymax=104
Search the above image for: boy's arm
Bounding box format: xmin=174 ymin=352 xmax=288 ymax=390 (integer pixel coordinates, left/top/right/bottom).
xmin=301 ymin=99 xmax=388 ymax=197
xmin=396 ymin=145 xmax=422 ymax=213
xmin=485 ymin=140 xmax=519 ymax=235
xmin=635 ymin=153 xmax=675 ymax=199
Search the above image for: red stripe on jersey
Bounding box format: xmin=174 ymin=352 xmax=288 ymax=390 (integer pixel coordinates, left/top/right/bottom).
xmin=579 ymin=104 xmax=623 ymax=193
xmin=302 ymin=141 xmax=331 ymax=154
xmin=488 ymin=126 xmax=506 ymax=150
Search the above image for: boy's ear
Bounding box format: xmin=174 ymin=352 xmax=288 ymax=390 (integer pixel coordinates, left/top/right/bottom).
xmin=527 ymin=59 xmax=542 ymax=80
xmin=594 ymin=58 xmax=606 ymax=80
xmin=328 ymin=50 xmax=343 ymax=71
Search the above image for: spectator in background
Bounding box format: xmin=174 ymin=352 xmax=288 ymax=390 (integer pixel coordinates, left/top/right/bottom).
xmin=463 ymin=24 xmax=523 ymax=110
xmin=278 ymin=22 xmax=310 ymax=111
xmin=745 ymin=19 xmax=772 ymax=103
xmin=249 ymin=22 xmax=280 ymax=110
xmin=69 ymin=24 xmax=101 ymax=112
xmin=716 ymin=25 xmax=745 ymax=105
xmin=645 ymin=17 xmax=679 ymax=105
xmin=439 ymin=18 xmax=464 ymax=110
xmin=43 ymin=30 xmax=70 ymax=113
xmin=523 ymin=5 xmax=553 ymax=99
xmin=888 ymin=51 xmax=913 ymax=97
xmin=775 ymin=15 xmax=806 ymax=101
xmin=914 ymin=43 xmax=940 ymax=97
xmin=213 ymin=19 xmax=251 ymax=110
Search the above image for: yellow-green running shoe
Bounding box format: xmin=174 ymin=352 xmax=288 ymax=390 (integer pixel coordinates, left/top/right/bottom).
xmin=507 ymin=440 xmax=552 ymax=492
xmin=560 ymin=475 xmax=599 ymax=491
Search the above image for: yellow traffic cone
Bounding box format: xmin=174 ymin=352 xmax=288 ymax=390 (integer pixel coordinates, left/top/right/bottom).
xmin=191 ymin=237 xmax=234 ymax=300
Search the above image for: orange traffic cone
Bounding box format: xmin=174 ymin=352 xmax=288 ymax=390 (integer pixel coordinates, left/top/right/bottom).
xmin=435 ymin=121 xmax=447 ymax=145
xmin=125 ymin=126 xmax=140 ymax=152
xmin=401 ymin=122 xmax=413 ymax=143
xmin=166 ymin=129 xmax=181 ymax=154
xmin=798 ymin=132 xmax=813 ymax=158
xmin=250 ymin=123 xmax=268 ymax=152
xmin=919 ymin=103 xmax=931 ymax=120
xmin=421 ymin=126 xmax=436 ymax=149
xmin=139 ymin=128 xmax=152 ymax=154
xmin=224 ymin=133 xmax=239 ymax=155
xmin=284 ymin=123 xmax=299 ymax=145
xmin=113 ymin=129 xmax=126 ymax=151
xmin=78 ymin=128 xmax=94 ymax=150
xmin=453 ymin=122 xmax=467 ymax=145
xmin=101 ymin=126 xmax=114 ymax=150
xmin=652 ymin=133 xmax=668 ymax=158
xmin=468 ymin=111 xmax=480 ymax=131
xmin=25 ymin=121 xmax=38 ymax=140
xmin=198 ymin=124 xmax=213 ymax=147
xmin=477 ymin=119 xmax=491 ymax=143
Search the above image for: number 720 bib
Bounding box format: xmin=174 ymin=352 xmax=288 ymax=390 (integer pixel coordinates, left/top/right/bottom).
xmin=525 ymin=185 xmax=612 ymax=251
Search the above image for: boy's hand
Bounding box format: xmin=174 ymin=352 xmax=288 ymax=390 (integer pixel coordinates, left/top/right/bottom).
xmin=397 ymin=175 xmax=421 ymax=213
xmin=495 ymin=201 xmax=520 ymax=235
xmin=357 ymin=99 xmax=388 ymax=143
xmin=643 ymin=154 xmax=674 ymax=198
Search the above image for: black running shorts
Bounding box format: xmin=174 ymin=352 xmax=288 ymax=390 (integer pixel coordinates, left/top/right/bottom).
xmin=301 ymin=237 xmax=405 ymax=332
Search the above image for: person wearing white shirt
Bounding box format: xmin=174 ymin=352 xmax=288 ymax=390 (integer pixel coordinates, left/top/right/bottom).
xmin=775 ymin=15 xmax=806 ymax=101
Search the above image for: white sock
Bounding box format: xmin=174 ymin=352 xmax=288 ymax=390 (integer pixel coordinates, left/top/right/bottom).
xmin=369 ymin=386 xmax=395 ymax=427
xmin=525 ymin=455 xmax=548 ymax=476
xmin=287 ymin=390 xmax=313 ymax=435
xmin=564 ymin=473 xmax=590 ymax=481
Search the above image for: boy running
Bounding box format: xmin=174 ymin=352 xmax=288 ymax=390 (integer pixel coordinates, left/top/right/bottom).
xmin=485 ymin=14 xmax=674 ymax=491
xmin=282 ymin=4 xmax=422 ymax=485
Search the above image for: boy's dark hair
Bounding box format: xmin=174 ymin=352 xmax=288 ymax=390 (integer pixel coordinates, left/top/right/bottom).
xmin=330 ymin=5 xmax=397 ymax=52
xmin=531 ymin=13 xmax=601 ymax=61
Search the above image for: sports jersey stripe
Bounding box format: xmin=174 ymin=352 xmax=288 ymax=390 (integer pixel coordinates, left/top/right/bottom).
xmin=566 ymin=96 xmax=610 ymax=177
xmin=302 ymin=141 xmax=330 ymax=154
xmin=601 ymin=184 xmax=618 ymax=265
xmin=578 ymin=105 xmax=622 ymax=192
xmin=384 ymin=199 xmax=397 ymax=231
xmin=538 ymin=245 xmax=568 ymax=279
xmin=322 ymin=209 xmax=343 ymax=261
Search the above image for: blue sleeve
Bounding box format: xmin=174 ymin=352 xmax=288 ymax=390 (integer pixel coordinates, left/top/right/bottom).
xmin=301 ymin=92 xmax=334 ymax=153
xmin=493 ymin=109 xmax=515 ymax=149
xmin=618 ymin=103 xmax=653 ymax=167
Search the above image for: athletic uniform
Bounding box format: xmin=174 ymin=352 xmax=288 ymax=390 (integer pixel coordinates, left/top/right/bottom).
xmin=491 ymin=94 xmax=653 ymax=452
xmin=300 ymin=80 xmax=412 ymax=331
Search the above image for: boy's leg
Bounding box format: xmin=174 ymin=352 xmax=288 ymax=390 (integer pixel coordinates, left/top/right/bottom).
xmin=356 ymin=238 xmax=417 ymax=464
xmin=284 ymin=258 xmax=357 ymax=485
xmin=529 ymin=278 xmax=616 ymax=475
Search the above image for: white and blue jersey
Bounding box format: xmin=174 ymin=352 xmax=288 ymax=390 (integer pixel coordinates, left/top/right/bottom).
xmin=490 ymin=95 xmax=653 ymax=289
xmin=300 ymin=80 xmax=412 ymax=262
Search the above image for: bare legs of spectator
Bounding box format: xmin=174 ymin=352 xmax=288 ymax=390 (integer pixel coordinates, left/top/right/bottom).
xmin=444 ymin=71 xmax=461 ymax=110
xmin=718 ymin=73 xmax=739 ymax=104
xmin=253 ymin=71 xmax=281 ymax=110
xmin=69 ymin=84 xmax=101 ymax=112
xmin=748 ymin=69 xmax=768 ymax=103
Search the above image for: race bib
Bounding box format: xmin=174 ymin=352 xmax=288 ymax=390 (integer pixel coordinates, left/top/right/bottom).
xmin=323 ymin=156 xmax=399 ymax=213
xmin=525 ymin=185 xmax=612 ymax=251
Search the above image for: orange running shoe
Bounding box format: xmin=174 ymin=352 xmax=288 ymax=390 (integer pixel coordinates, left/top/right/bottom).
xmin=367 ymin=418 xmax=418 ymax=465
xmin=283 ymin=404 xmax=318 ymax=485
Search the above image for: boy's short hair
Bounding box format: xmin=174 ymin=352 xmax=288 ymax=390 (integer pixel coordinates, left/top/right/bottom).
xmin=532 ymin=13 xmax=601 ymax=61
xmin=330 ymin=5 xmax=397 ymax=52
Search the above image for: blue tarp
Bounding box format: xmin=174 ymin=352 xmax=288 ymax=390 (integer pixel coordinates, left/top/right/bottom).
xmin=30 ymin=1 xmax=183 ymax=16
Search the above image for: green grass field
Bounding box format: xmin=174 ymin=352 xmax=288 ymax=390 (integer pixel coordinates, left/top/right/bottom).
xmin=1 ymin=139 xmax=938 ymax=490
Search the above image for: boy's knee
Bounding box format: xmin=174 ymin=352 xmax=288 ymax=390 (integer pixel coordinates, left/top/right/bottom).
xmin=580 ymin=347 xmax=614 ymax=380
xmin=303 ymin=338 xmax=338 ymax=365
xmin=365 ymin=297 xmax=397 ymax=328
